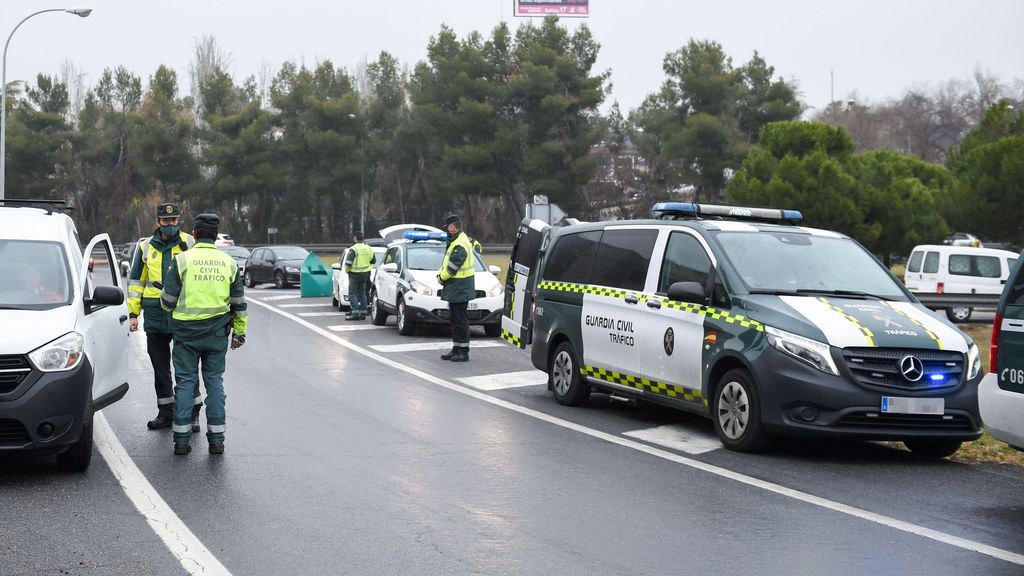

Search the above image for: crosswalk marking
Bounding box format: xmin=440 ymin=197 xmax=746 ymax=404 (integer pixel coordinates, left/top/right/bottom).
xmin=457 ymin=370 xmax=548 ymax=391
xmin=254 ymin=295 xmax=302 ymax=302
xmin=327 ymin=325 xmax=390 ymax=332
xmin=369 ymin=340 xmax=505 ymax=353
xmin=278 ymin=303 xmax=334 ymax=308
xmin=622 ymin=424 xmax=722 ymax=455
xmin=297 ymin=312 xmax=341 ymax=317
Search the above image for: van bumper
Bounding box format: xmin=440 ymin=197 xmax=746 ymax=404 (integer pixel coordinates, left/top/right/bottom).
xmin=979 ymin=373 xmax=1024 ymax=451
xmin=0 ymin=357 xmax=92 ymax=453
xmin=753 ymin=348 xmax=983 ymax=441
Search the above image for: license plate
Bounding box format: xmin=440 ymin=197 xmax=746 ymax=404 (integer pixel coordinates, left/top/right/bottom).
xmin=881 ymin=396 xmax=944 ymax=415
xmin=468 ymin=302 xmax=478 ymax=310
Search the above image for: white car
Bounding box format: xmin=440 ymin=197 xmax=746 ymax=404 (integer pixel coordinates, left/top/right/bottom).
xmin=368 ymin=226 xmax=504 ymax=336
xmin=0 ymin=200 xmax=130 ymax=472
xmin=215 ymin=233 xmax=235 ymax=247
xmin=905 ymin=244 xmax=1019 ymax=322
xmin=331 ymin=243 xmax=387 ymax=311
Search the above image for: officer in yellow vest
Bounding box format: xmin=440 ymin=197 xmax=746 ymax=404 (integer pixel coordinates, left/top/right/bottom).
xmin=344 ymin=231 xmax=376 ymax=321
xmin=436 ymin=213 xmax=476 ymax=362
xmin=127 ymin=202 xmax=200 ymax=430
xmin=160 ymin=213 xmax=247 ymax=455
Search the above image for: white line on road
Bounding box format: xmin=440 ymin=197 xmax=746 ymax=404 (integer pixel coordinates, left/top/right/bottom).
xmin=622 ymin=424 xmax=722 ymax=455
xmin=297 ymin=312 xmax=340 ymax=317
xmin=245 ymin=298 xmax=1024 ymax=567
xmin=278 ymin=303 xmax=335 ymax=308
xmin=369 ymin=340 xmax=505 ymax=353
xmin=95 ymin=413 xmax=232 ymax=576
xmin=457 ymin=370 xmax=549 ymax=391
xmin=327 ymin=325 xmax=390 ymax=332
xmin=254 ymin=295 xmax=302 ymax=302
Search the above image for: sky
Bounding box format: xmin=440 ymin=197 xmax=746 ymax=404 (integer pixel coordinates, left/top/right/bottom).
xmin=2 ymin=0 xmax=1021 ymax=116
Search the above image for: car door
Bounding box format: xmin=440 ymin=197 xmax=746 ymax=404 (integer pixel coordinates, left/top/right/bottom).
xmin=905 ymin=249 xmax=924 ymax=290
xmin=972 ymin=254 xmax=1004 ymax=294
xmin=639 ymin=230 xmax=714 ymax=399
xmin=501 ymin=218 xmax=550 ymax=348
xmin=377 ymin=247 xmax=400 ymax=308
xmin=78 ymin=235 xmax=130 ymax=404
xmin=920 ymin=250 xmax=941 ymax=292
xmin=945 ymin=253 xmax=976 ymax=294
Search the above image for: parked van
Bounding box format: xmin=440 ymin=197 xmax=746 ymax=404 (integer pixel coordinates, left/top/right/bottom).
xmin=0 ymin=200 xmax=130 ymax=471
xmin=503 ymin=203 xmax=984 ymax=457
xmin=904 ymin=244 xmax=1018 ymax=322
xmin=978 ymin=251 xmax=1024 ymax=451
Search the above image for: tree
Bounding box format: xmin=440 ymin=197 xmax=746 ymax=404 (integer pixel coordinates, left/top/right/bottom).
xmin=132 ymin=66 xmax=199 ymax=205
xmin=3 ymin=75 xmax=72 ymax=201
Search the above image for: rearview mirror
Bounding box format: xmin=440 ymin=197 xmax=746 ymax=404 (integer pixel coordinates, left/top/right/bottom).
xmin=331 ymin=263 xmax=341 ymax=270
xmin=667 ymin=281 xmax=705 ymax=305
xmin=381 ymin=263 xmax=398 ymax=273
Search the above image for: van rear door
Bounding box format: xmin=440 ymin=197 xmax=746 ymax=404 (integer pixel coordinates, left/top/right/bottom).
xmin=501 ymin=218 xmax=549 ymax=348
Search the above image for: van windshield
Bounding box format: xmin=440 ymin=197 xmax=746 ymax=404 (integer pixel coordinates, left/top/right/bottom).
xmin=0 ymin=240 xmax=72 ymax=309
xmin=715 ymin=232 xmax=908 ymax=300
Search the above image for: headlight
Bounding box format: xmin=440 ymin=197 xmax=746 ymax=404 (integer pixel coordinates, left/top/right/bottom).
xmin=765 ymin=326 xmax=838 ymax=376
xmin=285 ymin=266 xmax=300 ymax=273
xmin=29 ymin=332 xmax=85 ymax=372
xmin=410 ymin=280 xmax=434 ymax=296
xmin=488 ymin=284 xmax=503 ymax=297
xmin=967 ymin=343 xmax=981 ymax=380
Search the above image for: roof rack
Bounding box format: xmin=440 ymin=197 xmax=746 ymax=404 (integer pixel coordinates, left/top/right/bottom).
xmin=0 ymin=198 xmax=72 ymax=215
xmin=651 ymin=202 xmax=802 ymax=224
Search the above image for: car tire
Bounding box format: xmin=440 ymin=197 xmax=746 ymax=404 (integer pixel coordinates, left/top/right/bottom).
xmin=712 ymin=368 xmax=770 ymax=453
xmin=244 ymin=270 xmax=255 ymax=288
xmin=484 ymin=323 xmax=501 ymax=338
xmin=549 ymin=342 xmax=590 ymax=406
xmin=57 ymin=398 xmax=93 ymax=473
xmin=369 ymin=291 xmax=387 ymax=325
xmin=904 ymin=438 xmax=962 ymax=458
xmin=946 ymin=306 xmax=972 ymax=323
xmin=274 ymin=270 xmax=287 ymax=289
xmin=397 ymin=299 xmax=416 ymax=336
xmin=332 ymin=295 xmax=339 ymax=308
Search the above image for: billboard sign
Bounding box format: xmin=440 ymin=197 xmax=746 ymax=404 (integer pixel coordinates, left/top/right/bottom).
xmin=514 ymin=0 xmax=590 ymax=18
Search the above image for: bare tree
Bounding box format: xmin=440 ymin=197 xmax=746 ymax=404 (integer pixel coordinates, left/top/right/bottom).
xmin=58 ymin=60 xmax=87 ymax=126
xmin=188 ymin=35 xmax=231 ymax=124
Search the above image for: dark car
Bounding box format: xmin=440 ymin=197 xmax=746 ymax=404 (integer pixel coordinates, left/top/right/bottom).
xmin=243 ymin=245 xmax=309 ymax=288
xmin=220 ymin=245 xmax=251 ymax=272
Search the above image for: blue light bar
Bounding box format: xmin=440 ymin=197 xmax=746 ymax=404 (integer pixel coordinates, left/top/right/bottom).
xmin=651 ymin=202 xmax=803 ymax=223
xmin=404 ymin=231 xmax=447 ymax=241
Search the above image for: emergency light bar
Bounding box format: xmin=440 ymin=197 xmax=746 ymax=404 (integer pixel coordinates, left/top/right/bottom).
xmin=404 ymin=230 xmax=448 ymax=241
xmin=651 ymin=202 xmax=802 ymax=224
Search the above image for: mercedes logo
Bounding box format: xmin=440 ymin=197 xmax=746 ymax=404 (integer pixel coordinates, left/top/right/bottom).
xmin=663 ymin=327 xmax=674 ymax=356
xmin=900 ymin=355 xmax=924 ymax=382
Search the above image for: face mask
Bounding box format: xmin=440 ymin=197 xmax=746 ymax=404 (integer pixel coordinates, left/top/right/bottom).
xmin=159 ymin=225 xmax=179 ymax=237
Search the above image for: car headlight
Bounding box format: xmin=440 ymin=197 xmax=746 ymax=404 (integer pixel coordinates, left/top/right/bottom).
xmin=967 ymin=343 xmax=981 ymax=380
xmin=285 ymin=266 xmax=300 ymax=273
xmin=488 ymin=284 xmax=503 ymax=297
xmin=29 ymin=332 xmax=85 ymax=372
xmin=765 ymin=326 xmax=838 ymax=376
xmin=410 ymin=280 xmax=434 ymax=296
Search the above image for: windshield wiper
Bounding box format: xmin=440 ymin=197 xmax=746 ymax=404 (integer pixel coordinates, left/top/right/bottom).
xmin=796 ymin=288 xmax=886 ymax=300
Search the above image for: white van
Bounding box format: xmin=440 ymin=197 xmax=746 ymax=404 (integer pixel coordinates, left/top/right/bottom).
xmin=904 ymin=244 xmax=1019 ymax=322
xmin=0 ymin=200 xmax=130 ymax=471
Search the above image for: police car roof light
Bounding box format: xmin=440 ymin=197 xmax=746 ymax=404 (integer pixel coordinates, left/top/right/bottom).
xmin=651 ymin=202 xmax=802 ymax=224
xmin=404 ymin=230 xmax=447 ymax=242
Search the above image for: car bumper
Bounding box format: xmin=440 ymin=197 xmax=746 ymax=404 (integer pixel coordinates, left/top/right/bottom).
xmin=752 ymin=347 xmax=983 ymax=441
xmin=979 ymin=372 xmax=1024 ymax=450
xmin=0 ymin=357 xmax=92 ymax=453
xmin=402 ymin=293 xmax=503 ymax=326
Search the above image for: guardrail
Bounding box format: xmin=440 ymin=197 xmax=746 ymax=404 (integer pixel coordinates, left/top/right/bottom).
xmin=912 ymin=292 xmax=1001 ymax=310
xmin=302 ymin=243 xmax=513 ymax=255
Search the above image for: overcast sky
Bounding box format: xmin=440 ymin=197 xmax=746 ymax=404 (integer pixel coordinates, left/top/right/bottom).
xmin=2 ymin=0 xmax=1020 ymax=115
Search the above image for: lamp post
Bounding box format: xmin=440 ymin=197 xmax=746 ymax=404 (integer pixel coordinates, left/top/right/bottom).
xmin=1 ymin=7 xmax=92 ymax=200
xmin=347 ymin=112 xmax=364 ymax=232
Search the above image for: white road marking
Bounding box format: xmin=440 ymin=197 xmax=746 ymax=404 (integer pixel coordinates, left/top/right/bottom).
xmin=327 ymin=324 xmax=390 ymax=332
xmin=95 ymin=414 xmax=232 ymax=576
xmin=457 ymin=370 xmax=548 ymax=391
xmin=278 ymin=303 xmax=335 ymax=308
xmin=245 ymin=299 xmax=1024 ymax=567
xmin=297 ymin=312 xmax=339 ymax=317
xmin=623 ymin=424 xmax=723 ymax=455
xmin=254 ymin=295 xmax=302 ymax=302
xmin=369 ymin=341 xmax=505 ymax=353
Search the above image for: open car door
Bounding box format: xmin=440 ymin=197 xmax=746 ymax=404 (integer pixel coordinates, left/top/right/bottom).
xmin=378 ymin=224 xmax=444 ymax=244
xmin=501 ymin=218 xmax=550 ymax=349
xmin=78 ymin=234 xmax=130 ymax=408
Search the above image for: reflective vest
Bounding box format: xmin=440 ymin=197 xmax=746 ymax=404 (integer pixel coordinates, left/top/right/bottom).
xmin=127 ymin=232 xmax=194 ymax=315
xmin=471 ymin=238 xmax=482 ymax=254
xmin=440 ymin=232 xmax=476 ymax=281
xmin=347 ymin=243 xmax=374 ymax=273
xmin=171 ymin=244 xmax=237 ymax=322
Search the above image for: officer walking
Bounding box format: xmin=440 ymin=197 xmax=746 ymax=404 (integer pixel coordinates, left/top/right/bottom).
xmin=159 ymin=214 xmax=247 ymax=455
xmin=344 ymin=231 xmax=376 ymax=321
xmin=437 ymin=213 xmax=475 ymax=362
xmin=127 ymin=202 xmax=201 ymax=431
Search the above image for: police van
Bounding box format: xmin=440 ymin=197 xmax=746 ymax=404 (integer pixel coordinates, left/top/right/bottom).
xmin=502 ymin=203 xmax=984 ymax=456
xmin=978 ymin=250 xmax=1024 ymax=451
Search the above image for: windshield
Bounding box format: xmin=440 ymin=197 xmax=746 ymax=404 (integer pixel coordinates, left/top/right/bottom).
xmin=0 ymin=240 xmax=72 ymax=309
xmin=273 ymin=247 xmax=309 ymax=260
xmin=406 ymin=244 xmax=485 ymax=271
xmin=221 ymin=246 xmax=250 ymax=258
xmin=716 ymin=232 xmax=908 ymax=300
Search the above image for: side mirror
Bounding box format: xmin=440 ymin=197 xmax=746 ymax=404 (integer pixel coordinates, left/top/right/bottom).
xmin=488 ymin=265 xmax=501 ymax=275
xmin=667 ymin=281 xmax=706 ymax=305
xmin=381 ymin=263 xmax=399 ymax=273
xmin=87 ymin=285 xmax=124 ymax=307
xmin=331 ymin=263 xmax=341 ymax=270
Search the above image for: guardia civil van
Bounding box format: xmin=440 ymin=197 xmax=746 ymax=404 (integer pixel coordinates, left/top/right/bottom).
xmin=502 ymin=203 xmax=984 ymax=456
xmin=978 ymin=250 xmax=1024 ymax=451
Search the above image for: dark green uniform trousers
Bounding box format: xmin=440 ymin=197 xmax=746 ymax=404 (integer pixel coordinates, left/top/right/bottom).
xmin=172 ymin=332 xmax=228 ymax=444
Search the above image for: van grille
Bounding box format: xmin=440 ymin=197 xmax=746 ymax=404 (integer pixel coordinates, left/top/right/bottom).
xmin=0 ymin=355 xmax=32 ymax=394
xmin=834 ymin=412 xmax=976 ymax=431
xmin=841 ymin=348 xmax=963 ymax=392
xmin=434 ymin=309 xmax=491 ymax=321
xmin=0 ymin=419 xmax=30 ymax=445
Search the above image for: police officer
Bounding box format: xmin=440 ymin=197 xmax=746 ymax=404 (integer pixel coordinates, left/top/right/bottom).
xmin=344 ymin=231 xmax=376 ymax=321
xmin=468 ymin=235 xmax=483 ymax=255
xmin=127 ymin=202 xmax=201 ymax=430
xmin=160 ymin=213 xmax=247 ymax=455
xmin=437 ymin=213 xmax=475 ymax=362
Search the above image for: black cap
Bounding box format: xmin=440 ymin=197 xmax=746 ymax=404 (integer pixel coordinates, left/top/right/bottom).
xmin=443 ymin=213 xmax=461 ymax=226
xmin=353 ymin=231 xmax=365 ymax=241
xmin=156 ymin=202 xmax=182 ymax=218
xmin=194 ymin=213 xmax=220 ymax=229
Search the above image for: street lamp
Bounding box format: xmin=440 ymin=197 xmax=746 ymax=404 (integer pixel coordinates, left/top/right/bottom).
xmin=1 ymin=7 xmax=92 ymax=200
xmin=347 ymin=112 xmax=364 ymax=232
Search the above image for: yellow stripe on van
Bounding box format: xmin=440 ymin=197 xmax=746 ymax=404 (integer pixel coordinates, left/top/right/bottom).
xmin=501 ymin=329 xmax=524 ymax=349
xmin=582 ymin=365 xmax=707 ymax=406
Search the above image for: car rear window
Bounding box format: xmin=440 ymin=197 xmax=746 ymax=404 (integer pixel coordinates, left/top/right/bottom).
xmin=907 ymin=251 xmax=923 ymax=273
xmin=543 ymin=231 xmax=601 ymax=284
xmin=923 ymin=252 xmax=939 ymax=274
xmin=591 ymin=229 xmax=658 ymax=291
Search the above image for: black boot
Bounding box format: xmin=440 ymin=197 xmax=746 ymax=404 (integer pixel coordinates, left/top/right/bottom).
xmin=191 ymin=403 xmax=202 ymax=433
xmin=345 ymin=313 xmax=360 ymax=321
xmin=450 ymin=349 xmax=469 ymax=362
xmin=174 ymin=442 xmax=191 ymax=455
xmin=147 ymin=407 xmax=173 ymax=430
xmin=209 ymin=442 xmax=224 ymax=455
xmin=440 ymin=347 xmax=458 ymax=360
